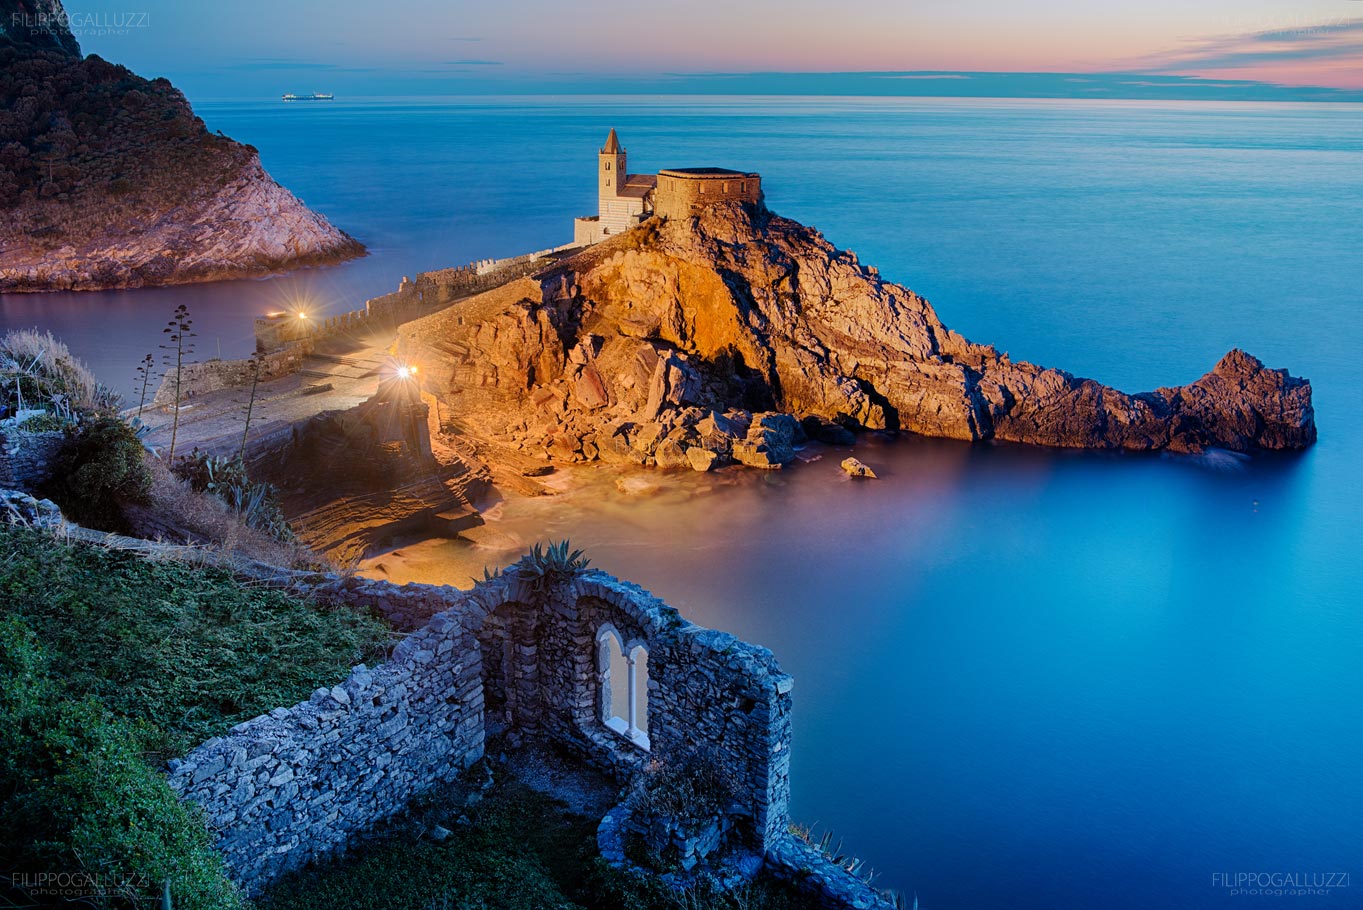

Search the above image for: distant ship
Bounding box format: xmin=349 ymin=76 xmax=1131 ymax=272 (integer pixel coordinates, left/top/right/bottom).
xmin=281 ymin=92 xmax=334 ymax=102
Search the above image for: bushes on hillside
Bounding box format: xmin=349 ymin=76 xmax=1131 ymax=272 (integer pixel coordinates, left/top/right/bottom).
xmin=44 ymin=416 xmax=151 ymax=531
xmin=0 ymin=46 xmax=247 ymax=219
xmin=0 ymin=618 xmax=245 ymax=910
xmin=172 ymin=451 xmax=294 ymax=541
xmin=0 ymin=329 xmax=118 ymax=420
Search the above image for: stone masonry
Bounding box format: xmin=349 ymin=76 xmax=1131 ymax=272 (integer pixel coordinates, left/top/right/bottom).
xmin=166 ymin=564 xmax=890 ymax=907
xmin=0 ymin=427 xmax=65 ymax=492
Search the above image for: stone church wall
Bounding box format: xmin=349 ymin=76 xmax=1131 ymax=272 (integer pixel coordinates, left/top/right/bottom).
xmin=654 ymin=170 xmax=764 ymax=221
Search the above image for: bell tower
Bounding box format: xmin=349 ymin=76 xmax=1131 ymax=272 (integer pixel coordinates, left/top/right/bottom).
xmin=599 ymin=128 xmax=626 ymax=199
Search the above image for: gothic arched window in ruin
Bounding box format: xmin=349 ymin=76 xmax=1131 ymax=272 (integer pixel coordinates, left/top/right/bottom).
xmin=596 ymin=624 xmax=650 ymax=750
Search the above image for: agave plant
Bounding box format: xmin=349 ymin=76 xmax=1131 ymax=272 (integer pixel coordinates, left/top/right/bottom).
xmin=470 ymin=565 xmax=504 ymax=586
xmin=512 ymin=540 xmax=591 ymax=591
xmin=790 ymin=822 xmax=886 ymax=887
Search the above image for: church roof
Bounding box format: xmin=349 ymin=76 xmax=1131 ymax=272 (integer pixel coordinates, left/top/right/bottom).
xmin=601 ymin=128 xmax=622 ymax=154
xmin=619 ymin=174 xmax=658 ymax=198
xmin=659 ymin=167 xmax=754 ymax=177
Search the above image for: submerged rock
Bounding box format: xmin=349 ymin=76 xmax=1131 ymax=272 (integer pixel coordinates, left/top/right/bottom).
xmin=840 ymin=458 xmax=877 ymax=479
xmin=397 ymin=202 xmax=1315 ymax=467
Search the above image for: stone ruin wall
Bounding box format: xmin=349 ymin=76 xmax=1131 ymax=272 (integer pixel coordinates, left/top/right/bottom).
xmin=167 ymin=607 xmax=485 ymax=892
xmin=150 ymin=344 xmax=312 ymax=409
xmin=167 ymin=568 xmax=806 ymax=897
xmin=0 ymin=428 xmax=65 ymax=492
xmin=0 ymin=502 xmax=890 ymax=909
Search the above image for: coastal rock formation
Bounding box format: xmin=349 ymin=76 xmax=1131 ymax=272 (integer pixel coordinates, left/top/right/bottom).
xmin=247 ymin=380 xmax=488 ymax=564
xmin=399 ymin=199 xmax=1314 ymax=466
xmin=0 ymin=0 xmax=363 ymax=292
xmin=841 ymin=458 xmax=877 ymax=479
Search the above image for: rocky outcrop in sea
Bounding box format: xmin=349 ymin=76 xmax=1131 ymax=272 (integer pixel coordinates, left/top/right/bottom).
xmin=398 ymin=202 xmax=1314 ymax=466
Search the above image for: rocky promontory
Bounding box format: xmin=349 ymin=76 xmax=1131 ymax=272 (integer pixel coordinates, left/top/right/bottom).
xmin=0 ymin=0 xmax=363 ymax=292
xmin=398 ymin=202 xmax=1314 ymax=467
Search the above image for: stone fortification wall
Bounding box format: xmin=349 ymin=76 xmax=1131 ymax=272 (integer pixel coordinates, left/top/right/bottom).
xmin=150 ymin=344 xmax=312 ymax=409
xmin=654 ymin=169 xmax=763 ymax=221
xmin=253 ymin=243 xmax=579 ymax=354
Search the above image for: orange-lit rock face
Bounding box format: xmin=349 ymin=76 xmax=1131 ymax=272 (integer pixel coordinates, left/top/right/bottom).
xmin=398 ymin=202 xmax=1314 ymax=468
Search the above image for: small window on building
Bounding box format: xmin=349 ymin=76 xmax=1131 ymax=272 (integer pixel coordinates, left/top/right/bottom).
xmin=723 ymin=183 xmax=730 ymax=193
xmin=605 ymin=162 xmax=611 ymax=170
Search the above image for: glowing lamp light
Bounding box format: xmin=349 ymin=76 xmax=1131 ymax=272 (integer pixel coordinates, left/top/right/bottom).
xmin=296 ymin=311 xmax=309 ymax=321
xmin=396 ymin=365 xmax=417 ymax=380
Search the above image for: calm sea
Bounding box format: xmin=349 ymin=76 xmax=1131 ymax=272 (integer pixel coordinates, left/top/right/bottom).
xmin=3 ymin=96 xmax=1360 ymax=908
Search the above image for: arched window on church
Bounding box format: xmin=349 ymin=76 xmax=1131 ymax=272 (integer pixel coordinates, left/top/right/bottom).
xmin=605 ymin=161 xmax=611 ymax=170
xmin=596 ymin=625 xmax=650 ymax=750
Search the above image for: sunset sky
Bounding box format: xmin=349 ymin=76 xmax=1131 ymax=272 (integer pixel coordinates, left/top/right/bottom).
xmin=69 ymin=0 xmax=1363 ymax=97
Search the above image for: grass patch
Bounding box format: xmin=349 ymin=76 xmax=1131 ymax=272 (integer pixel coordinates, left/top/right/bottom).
xmin=0 ymin=618 xmax=246 ymax=909
xmin=259 ymin=780 xmax=817 ymax=910
xmin=0 ymin=524 xmax=391 ymax=760
xmin=0 ymin=525 xmax=391 ymax=907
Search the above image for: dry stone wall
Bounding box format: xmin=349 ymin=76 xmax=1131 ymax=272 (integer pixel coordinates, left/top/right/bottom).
xmin=167 ymin=564 xmax=887 ymax=908
xmin=0 ymin=428 xmax=65 ymax=492
xmin=166 ymin=596 xmax=486 ymax=893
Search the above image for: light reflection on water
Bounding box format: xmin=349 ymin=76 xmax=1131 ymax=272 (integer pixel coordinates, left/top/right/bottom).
xmin=359 ymin=432 xmax=1357 ymax=909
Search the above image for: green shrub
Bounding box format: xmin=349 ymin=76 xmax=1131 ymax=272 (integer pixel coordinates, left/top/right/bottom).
xmin=0 ymin=617 xmax=245 ymax=910
xmin=44 ymin=416 xmax=152 ymax=531
xmin=17 ymin=410 xmax=68 ymax=432
xmin=172 ymin=451 xmax=293 ymax=541
xmin=626 ymin=748 xmax=739 ymax=829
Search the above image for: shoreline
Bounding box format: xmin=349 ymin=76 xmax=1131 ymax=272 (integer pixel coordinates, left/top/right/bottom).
xmin=0 ymin=239 xmax=367 ymax=294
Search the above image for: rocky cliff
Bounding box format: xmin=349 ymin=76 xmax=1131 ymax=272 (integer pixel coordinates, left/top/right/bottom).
xmin=398 ymin=203 xmax=1314 ymax=468
xmin=0 ymin=0 xmax=363 ymax=292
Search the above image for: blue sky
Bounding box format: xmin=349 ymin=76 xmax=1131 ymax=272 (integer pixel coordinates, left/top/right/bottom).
xmin=65 ymin=0 xmax=1363 ymax=100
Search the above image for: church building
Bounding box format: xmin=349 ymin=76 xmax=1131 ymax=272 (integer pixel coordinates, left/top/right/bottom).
xmin=573 ymin=129 xmax=762 ymax=245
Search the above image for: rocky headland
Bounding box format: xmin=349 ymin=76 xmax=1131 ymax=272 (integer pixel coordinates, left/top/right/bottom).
xmin=397 ymin=201 xmax=1315 ymax=472
xmin=0 ymin=0 xmax=363 ymax=292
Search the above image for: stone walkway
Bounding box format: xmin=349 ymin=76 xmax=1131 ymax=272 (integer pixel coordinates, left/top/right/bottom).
xmin=139 ymin=332 xmax=397 ymax=460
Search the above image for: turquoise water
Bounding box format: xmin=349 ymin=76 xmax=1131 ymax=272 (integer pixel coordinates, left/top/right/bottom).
xmin=4 ymin=97 xmax=1361 ymax=908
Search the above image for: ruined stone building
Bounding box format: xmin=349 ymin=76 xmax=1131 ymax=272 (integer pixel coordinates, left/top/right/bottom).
xmin=574 ymin=128 xmax=763 ymax=244
xmin=166 ymin=565 xmax=893 ymax=908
